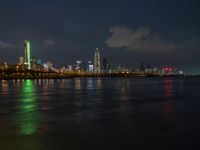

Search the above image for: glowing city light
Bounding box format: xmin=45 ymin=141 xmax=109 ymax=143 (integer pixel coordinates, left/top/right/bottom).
xmin=24 ymin=40 xmax=31 ymax=70
xmin=17 ymin=80 xmax=39 ymax=135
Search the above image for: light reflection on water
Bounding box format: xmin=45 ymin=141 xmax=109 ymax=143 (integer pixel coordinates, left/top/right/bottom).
xmin=0 ymin=78 xmax=200 ymax=149
xmin=1 ymin=80 xmax=9 ymax=96
xmin=116 ymin=78 xmax=131 ymax=101
xmin=163 ymin=78 xmax=174 ymax=125
xmin=17 ymin=79 xmax=39 ymax=135
xmin=75 ymin=78 xmax=82 ymax=90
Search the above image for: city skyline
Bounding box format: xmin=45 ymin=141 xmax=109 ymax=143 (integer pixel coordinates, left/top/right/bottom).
xmin=1 ymin=40 xmax=182 ymax=74
xmin=0 ymin=0 xmax=200 ymax=73
xmin=1 ymin=2 xmax=200 ymax=149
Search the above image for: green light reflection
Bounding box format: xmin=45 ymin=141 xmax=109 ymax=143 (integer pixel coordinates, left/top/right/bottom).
xmin=17 ymin=79 xmax=39 ymax=135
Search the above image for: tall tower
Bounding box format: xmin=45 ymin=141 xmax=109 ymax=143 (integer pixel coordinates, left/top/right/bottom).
xmin=139 ymin=62 xmax=144 ymax=72
xmin=24 ymin=40 xmax=31 ymax=70
xmin=94 ymin=48 xmax=101 ymax=73
xmin=103 ymin=57 xmax=107 ymax=73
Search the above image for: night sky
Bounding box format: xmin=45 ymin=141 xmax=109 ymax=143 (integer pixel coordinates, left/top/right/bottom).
xmin=0 ymin=0 xmax=200 ymax=72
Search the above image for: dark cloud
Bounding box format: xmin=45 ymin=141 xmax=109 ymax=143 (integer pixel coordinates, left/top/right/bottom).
xmin=63 ymin=21 xmax=88 ymax=34
xmin=44 ymin=38 xmax=55 ymax=46
xmin=179 ymin=36 xmax=200 ymax=52
xmin=106 ymin=26 xmax=176 ymax=52
xmin=0 ymin=41 xmax=15 ymax=49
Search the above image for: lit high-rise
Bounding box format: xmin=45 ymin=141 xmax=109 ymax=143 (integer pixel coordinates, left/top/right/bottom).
xmin=94 ymin=48 xmax=101 ymax=73
xmin=24 ymin=40 xmax=31 ymax=70
xmin=103 ymin=57 xmax=107 ymax=73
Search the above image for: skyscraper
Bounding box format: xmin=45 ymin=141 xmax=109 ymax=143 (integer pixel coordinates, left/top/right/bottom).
xmin=94 ymin=48 xmax=101 ymax=73
xmin=19 ymin=57 xmax=24 ymax=65
xmin=103 ymin=57 xmax=107 ymax=73
xmin=88 ymin=61 xmax=94 ymax=72
xmin=139 ymin=62 xmax=145 ymax=72
xmin=147 ymin=64 xmax=151 ymax=70
xmin=24 ymin=40 xmax=31 ymax=70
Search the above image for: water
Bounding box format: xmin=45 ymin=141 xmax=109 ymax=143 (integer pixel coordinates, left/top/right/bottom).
xmin=0 ymin=77 xmax=200 ymax=150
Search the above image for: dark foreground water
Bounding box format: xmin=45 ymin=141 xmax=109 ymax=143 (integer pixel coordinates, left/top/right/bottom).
xmin=0 ymin=77 xmax=200 ymax=150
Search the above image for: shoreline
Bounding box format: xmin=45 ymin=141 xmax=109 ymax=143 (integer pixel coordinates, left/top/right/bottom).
xmin=0 ymin=73 xmax=194 ymax=80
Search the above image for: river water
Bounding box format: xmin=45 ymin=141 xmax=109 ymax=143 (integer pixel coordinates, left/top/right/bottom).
xmin=0 ymin=77 xmax=200 ymax=149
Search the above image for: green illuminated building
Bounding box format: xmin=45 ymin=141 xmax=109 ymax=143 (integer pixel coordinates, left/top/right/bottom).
xmin=24 ymin=40 xmax=31 ymax=70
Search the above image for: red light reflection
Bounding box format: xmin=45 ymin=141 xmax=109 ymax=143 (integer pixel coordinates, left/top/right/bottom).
xmin=163 ymin=78 xmax=174 ymax=126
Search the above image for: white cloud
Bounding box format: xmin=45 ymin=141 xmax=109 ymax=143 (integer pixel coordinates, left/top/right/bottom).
xmin=44 ymin=38 xmax=55 ymax=46
xmin=106 ymin=26 xmax=176 ymax=52
xmin=0 ymin=41 xmax=15 ymax=49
